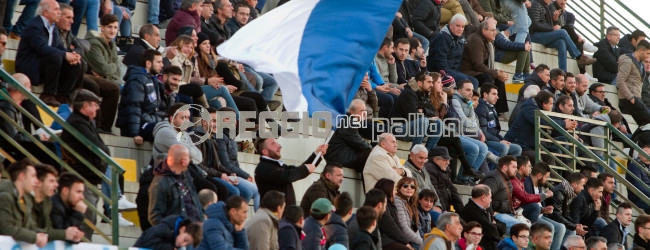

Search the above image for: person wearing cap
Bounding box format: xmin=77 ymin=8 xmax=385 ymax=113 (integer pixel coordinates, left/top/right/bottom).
xmin=303 ymin=198 xmax=333 ymax=250
xmin=424 ymin=146 xmax=464 ymax=213
xmin=60 ymin=88 xmax=109 ymax=239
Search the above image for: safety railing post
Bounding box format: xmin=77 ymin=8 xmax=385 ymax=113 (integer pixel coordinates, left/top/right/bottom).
xmin=111 ymin=167 xmax=120 ymax=245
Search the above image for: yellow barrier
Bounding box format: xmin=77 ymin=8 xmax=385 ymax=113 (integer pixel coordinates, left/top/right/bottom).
xmin=113 ymin=158 xmax=137 ymax=182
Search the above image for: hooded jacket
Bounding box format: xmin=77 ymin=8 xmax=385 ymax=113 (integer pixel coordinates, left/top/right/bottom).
xmin=324 ymin=212 xmax=349 ymax=248
xmin=196 ymin=202 xmax=249 ymax=250
xmin=152 ymin=120 xmax=203 ymax=166
xmin=618 ymin=34 xmax=637 ymax=55
xmin=422 ymin=227 xmax=451 ymax=250
xmin=84 ymin=30 xmax=122 ymax=84
xmin=497 ymin=237 xmax=523 ymax=250
xmin=428 ymin=24 xmax=466 ymax=72
xmin=134 ymin=215 xmax=191 ymax=250
xmin=593 ymin=38 xmax=620 ymax=84
xmin=116 ymin=65 xmax=172 ymax=137
xmin=148 ymin=159 xmax=204 ymax=225
xmin=279 ymin=218 xmax=303 ymax=250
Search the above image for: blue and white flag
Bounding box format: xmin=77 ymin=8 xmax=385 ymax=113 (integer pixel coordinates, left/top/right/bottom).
xmin=217 ymin=0 xmax=402 ymax=118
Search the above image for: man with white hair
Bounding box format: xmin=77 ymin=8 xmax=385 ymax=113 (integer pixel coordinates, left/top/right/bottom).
xmin=325 ymin=99 xmax=373 ymax=172
xmin=363 ymin=133 xmax=412 ymax=191
xmin=564 ymin=235 xmax=587 ymax=250
xmin=15 ymin=0 xmax=82 ymax=107
xmin=428 ymin=14 xmax=479 ymax=88
xmin=509 ymin=84 xmax=540 ymax=127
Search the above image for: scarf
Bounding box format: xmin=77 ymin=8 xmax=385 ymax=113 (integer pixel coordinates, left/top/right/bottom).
xmin=561 ymin=180 xmax=577 ymax=200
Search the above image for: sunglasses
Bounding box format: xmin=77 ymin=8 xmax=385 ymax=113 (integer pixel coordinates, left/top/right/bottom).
xmin=402 ymin=184 xmax=416 ymax=189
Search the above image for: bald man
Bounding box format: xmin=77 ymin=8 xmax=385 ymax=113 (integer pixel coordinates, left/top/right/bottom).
xmin=0 ymin=73 xmax=59 ymax=168
xmin=148 ymin=144 xmax=204 ymax=226
xmin=15 ymin=0 xmax=83 ymax=107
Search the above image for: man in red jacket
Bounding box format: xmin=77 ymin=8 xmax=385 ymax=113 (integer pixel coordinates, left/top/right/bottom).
xmin=511 ymin=156 xmax=553 ymax=223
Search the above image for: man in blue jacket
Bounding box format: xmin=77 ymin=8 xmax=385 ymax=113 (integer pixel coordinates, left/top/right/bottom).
xmin=134 ymin=215 xmax=203 ymax=250
xmin=476 ymin=83 xmax=522 ymax=157
xmin=427 ymin=14 xmax=478 ymax=88
xmin=626 ymin=144 xmax=650 ymax=213
xmin=197 ymin=196 xmax=249 ymax=249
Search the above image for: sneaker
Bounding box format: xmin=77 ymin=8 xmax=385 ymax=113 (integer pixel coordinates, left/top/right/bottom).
xmin=577 ymin=55 xmax=597 ymax=67
xmin=512 ymin=73 xmax=525 ymax=83
xmin=583 ymin=43 xmax=598 ymax=53
xmin=118 ymin=213 xmax=134 ymax=227
xmin=486 ymin=152 xmax=499 ymax=164
xmin=117 ymin=196 xmax=137 ymax=211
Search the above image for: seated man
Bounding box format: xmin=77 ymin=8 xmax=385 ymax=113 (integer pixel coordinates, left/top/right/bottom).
xmin=497 ymin=223 xmax=530 ymax=250
xmin=389 ymin=71 xmax=442 ymax=150
xmin=529 ymin=223 xmax=553 ymax=250
xmin=497 ymin=0 xmax=529 ymax=44
xmin=31 ymin=164 xmax=85 ymax=242
xmin=494 ymin=26 xmax=532 ymax=83
xmin=543 ymin=68 xmax=566 ymax=97
xmin=255 ymin=138 xmax=326 ymax=205
xmin=116 ymin=50 xmax=173 ymax=143
xmin=575 ymin=74 xmax=607 ymax=118
xmin=245 ymin=191 xmax=286 ymax=249
xmin=599 ymin=202 xmax=632 ymax=248
xmin=479 ymin=156 xmax=522 ymax=233
xmin=210 ymin=0 xmax=233 ymax=43
xmin=586 ymin=237 xmax=608 ymax=250
xmin=0 ymin=159 xmax=48 ymax=247
xmin=123 ymin=24 xmax=164 ymax=66
xmin=587 ymin=83 xmax=630 ymax=132
xmin=348 ymin=189 xmax=386 ymax=250
xmin=518 ymin=64 xmax=550 ymax=102
xmin=548 ymin=0 xmax=598 ymax=73
xmin=557 ymin=72 xmax=582 ymax=117
xmin=226 ymin=3 xmax=249 ymax=35
xmin=395 ymin=38 xmax=421 ymax=85
xmin=363 ymin=133 xmax=413 ymax=191
xmin=422 ymin=212 xmax=463 ymax=249
xmin=0 ymin=73 xmax=59 ymax=169
xmin=593 ymin=26 xmax=621 ymax=85
xmin=84 ymin=14 xmax=123 ymax=85
xmin=300 ymin=163 xmax=343 ymax=217
xmin=374 ymin=38 xmax=397 ymax=86
xmin=197 ymin=196 xmax=249 ymax=249
xmin=134 ymin=215 xmax=202 ymax=250
xmin=511 ymin=159 xmax=549 ymax=223
xmin=48 ymin=172 xmax=86 ymax=242
xmin=579 ymin=111 xmax=623 ymax=157
xmin=325 ymin=99 xmax=373 ymax=172
xmin=425 ymin=147 xmax=464 ymax=212
xmin=428 ymin=14 xmax=479 ymax=88
xmin=165 ymin=0 xmax=202 ymax=44
xmin=633 ymin=214 xmax=650 ymax=249
xmin=569 ymin=177 xmax=606 ymax=237
xmin=476 ymin=83 xmax=523 ymax=157
xmin=618 ymin=29 xmax=646 ymax=55
xmin=528 ymin=0 xmax=594 ymax=72
xmin=616 ymin=39 xmax=650 ymax=128
xmin=458 ymin=184 xmax=503 ymax=250
xmin=15 ymin=0 xmax=82 ymax=107
xmin=626 ymin=144 xmax=650 ymax=214
xmin=460 ymin=18 xmax=509 ymax=112
xmin=148 ymin=144 xmax=204 ymax=226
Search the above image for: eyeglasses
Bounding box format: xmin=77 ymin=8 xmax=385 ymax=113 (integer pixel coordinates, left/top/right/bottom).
xmin=0 ymin=41 xmax=6 ymax=46
xmin=436 ymin=157 xmax=451 ymax=162
xmin=467 ymin=232 xmax=483 ymax=237
xmin=402 ymin=184 xmax=416 ymax=189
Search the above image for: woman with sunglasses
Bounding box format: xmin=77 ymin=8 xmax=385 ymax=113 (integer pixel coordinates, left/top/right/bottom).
xmin=374 ymin=179 xmax=416 ymax=250
xmin=395 ymin=177 xmax=424 ymax=249
xmin=457 ymin=221 xmax=484 ymax=250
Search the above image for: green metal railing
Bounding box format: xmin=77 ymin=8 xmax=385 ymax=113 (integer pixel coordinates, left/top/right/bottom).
xmin=534 ymin=110 xmax=650 ymax=215
xmin=0 ymin=69 xmax=124 ymax=245
xmin=568 ymin=0 xmax=650 ymax=44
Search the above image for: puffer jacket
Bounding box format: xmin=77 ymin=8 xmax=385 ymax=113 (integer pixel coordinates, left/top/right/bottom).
xmin=517 ymin=73 xmax=547 ymax=102
xmin=428 ymin=24 xmax=466 ymax=72
xmin=196 ymin=202 xmax=249 ymax=250
xmin=116 ymin=65 xmax=172 ymax=137
xmin=504 ymin=98 xmax=565 ymax=151
xmin=480 ymin=169 xmax=513 ymax=214
xmin=544 ymin=183 xmax=577 ymax=231
xmin=528 ymin=0 xmax=555 ymax=34
xmin=497 ymin=237 xmax=522 ymax=250
xmin=84 ymin=30 xmax=122 ymax=84
xmin=134 ymin=215 xmax=191 ymax=250
xmin=425 ymin=161 xmax=464 ymax=211
xmin=324 ymin=212 xmax=349 ymax=248
xmin=618 ymin=34 xmax=636 ymax=55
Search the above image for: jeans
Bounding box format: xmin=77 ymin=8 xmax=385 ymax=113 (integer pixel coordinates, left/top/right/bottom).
xmin=494 ymin=213 xmax=521 ymax=235
xmin=376 ymin=90 xmax=398 ymax=118
xmin=258 ymin=72 xmax=279 ymax=102
xmin=102 ymin=167 xmax=123 ymax=214
xmin=7 ymin=0 xmax=39 ymax=36
xmin=486 ymin=140 xmax=523 ymax=157
xmin=394 ymin=117 xmax=440 ymax=150
xmin=588 ymin=217 xmax=607 ymax=237
xmin=445 ymin=69 xmax=479 ymax=89
xmin=459 ymin=136 xmax=487 ymax=170
xmin=202 ymin=85 xmax=241 ymax=119
xmin=113 ymin=3 xmax=132 ymax=36
xmin=213 ymin=177 xmax=260 ymax=210
xmin=147 ymin=0 xmax=160 ymax=24
xmin=531 ymin=30 xmax=581 ymax=72
xmin=520 ymin=203 xmax=541 ymax=222
xmin=538 ymin=216 xmax=566 ymax=250
xmin=69 ymin=0 xmax=100 ymax=35
xmin=412 ymin=32 xmax=430 ymax=55
xmin=500 ymin=0 xmax=531 ymax=43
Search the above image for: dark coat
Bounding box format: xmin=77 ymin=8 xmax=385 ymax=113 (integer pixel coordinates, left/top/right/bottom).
xmin=407 ymin=0 xmax=441 ymax=39
xmin=476 ymin=98 xmax=503 ymax=142
xmin=593 ymin=38 xmax=620 ymax=84
xmin=300 ymin=176 xmax=340 ymax=218
xmin=324 ymin=212 xmax=349 ymax=248
xmin=116 ymin=65 xmax=172 ymax=137
xmin=633 ymin=233 xmax=650 ymax=249
xmin=349 ymin=230 xmax=378 ymax=250
xmin=626 ymin=160 xmax=650 ymax=209
xmin=544 ymin=183 xmax=577 ymax=230
xmin=396 ymin=58 xmax=422 ymax=85
xmin=618 ymin=34 xmax=636 ymax=55
xmin=302 ymin=216 xmax=324 ymax=250
xmin=0 ymin=98 xmax=27 ymax=146
xmin=148 ymin=160 xmax=204 ymax=226
xmin=15 ymin=15 xmax=67 ymax=85
xmin=165 ymin=9 xmax=201 ymax=45
xmin=378 ymin=201 xmax=409 ymax=246
xmin=458 ymin=199 xmax=501 ymax=250
xmin=480 ymin=169 xmax=513 ymax=214
xmin=226 ymin=18 xmax=244 ymax=35
xmin=390 ymin=85 xmax=437 ymax=120
xmin=32 ymin=197 xmax=67 ymax=241
xmin=123 ymin=38 xmax=157 ymax=67
xmin=528 ymin=0 xmax=555 ymax=34
xmin=599 ymin=219 xmax=627 ymax=248
xmin=61 ymin=111 xmax=109 ymax=185
xmin=279 ymin=218 xmax=302 ymax=250
xmin=461 ymin=29 xmax=498 ymax=78
xmin=428 ymin=24 xmax=466 ymax=72
xmin=200 ymin=16 xmax=221 ymax=44
xmin=517 ymin=72 xmax=547 ymax=102
xmin=134 ymin=215 xmax=187 ymax=250
xmin=255 ymin=153 xmax=320 ymax=206
xmin=569 ymin=189 xmax=599 ymax=227
xmin=325 ymin=115 xmax=372 ymax=169
xmin=49 ymin=194 xmax=85 ymax=232
xmin=425 ymin=161 xmax=464 ymax=211
xmin=348 ymin=214 xmax=382 ymax=250
xmin=196 ymin=202 xmax=249 ymax=250
xmin=504 ymin=98 xmax=564 ymax=151
xmin=214 ymin=128 xmax=251 ymax=179
xmin=136 ymin=166 xmax=155 ymax=231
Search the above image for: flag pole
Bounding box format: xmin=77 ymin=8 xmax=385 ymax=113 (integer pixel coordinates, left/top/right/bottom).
xmin=312 ymin=130 xmax=334 ymax=165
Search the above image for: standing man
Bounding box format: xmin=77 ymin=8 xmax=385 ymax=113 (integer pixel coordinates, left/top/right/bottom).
xmin=15 ymin=0 xmax=82 ymax=107
xmin=254 ymin=138 xmax=327 ymax=205
xmin=617 ymin=39 xmax=650 ymax=127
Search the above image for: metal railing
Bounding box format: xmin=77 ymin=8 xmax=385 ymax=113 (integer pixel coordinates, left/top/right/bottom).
xmin=0 ymin=69 xmax=124 ymax=245
xmin=568 ymin=0 xmax=650 ymax=44
xmin=534 ymin=110 xmax=650 ymax=215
